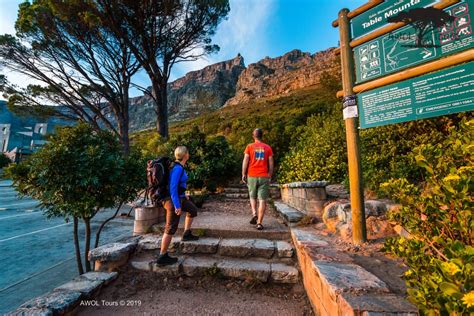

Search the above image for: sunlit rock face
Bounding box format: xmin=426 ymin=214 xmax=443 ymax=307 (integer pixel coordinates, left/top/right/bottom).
xmin=224 ymin=48 xmax=338 ymax=107
xmin=128 ymin=54 xmax=245 ymax=132
xmin=128 ymin=48 xmax=338 ymax=131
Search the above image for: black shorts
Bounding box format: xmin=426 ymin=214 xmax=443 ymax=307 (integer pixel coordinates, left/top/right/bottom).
xmin=163 ymin=198 xmax=198 ymax=235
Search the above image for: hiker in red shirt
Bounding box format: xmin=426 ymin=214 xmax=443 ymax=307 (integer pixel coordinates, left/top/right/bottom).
xmin=242 ymin=128 xmax=274 ymax=230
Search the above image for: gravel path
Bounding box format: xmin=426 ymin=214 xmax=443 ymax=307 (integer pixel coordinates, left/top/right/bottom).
xmin=76 ymin=270 xmax=313 ymax=316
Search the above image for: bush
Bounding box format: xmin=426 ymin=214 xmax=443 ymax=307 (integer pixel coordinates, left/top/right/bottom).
xmin=6 ymin=123 xmax=145 ymax=274
xmin=360 ymin=114 xmax=466 ymax=196
xmin=277 ymin=103 xmax=347 ymax=184
xmin=381 ymin=118 xmax=473 ymax=314
xmin=143 ymin=126 xmax=238 ymax=191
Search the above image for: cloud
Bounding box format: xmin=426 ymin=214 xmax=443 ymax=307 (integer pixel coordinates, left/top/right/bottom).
xmin=170 ymin=0 xmax=274 ymax=80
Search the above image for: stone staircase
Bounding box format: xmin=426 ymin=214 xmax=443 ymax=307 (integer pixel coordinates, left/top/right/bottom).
xmin=130 ymin=236 xmax=298 ymax=283
xmin=222 ymin=185 xmax=281 ymax=199
xmin=127 ymin=195 xmax=298 ymax=284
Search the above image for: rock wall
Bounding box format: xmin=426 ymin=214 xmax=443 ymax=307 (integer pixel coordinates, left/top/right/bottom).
xmin=224 ymin=48 xmax=338 ymax=106
xmin=128 ymin=48 xmax=339 ymax=131
xmin=128 ymin=54 xmax=245 ymax=132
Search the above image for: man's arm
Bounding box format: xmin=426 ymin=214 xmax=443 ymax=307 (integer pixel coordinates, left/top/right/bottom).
xmin=268 ymin=156 xmax=274 ymax=179
xmin=242 ymin=154 xmax=250 ymax=183
xmin=169 ymin=167 xmax=181 ymax=212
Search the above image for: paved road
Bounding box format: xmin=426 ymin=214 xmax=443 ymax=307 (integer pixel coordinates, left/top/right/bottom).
xmin=0 ymin=180 xmax=135 ymax=314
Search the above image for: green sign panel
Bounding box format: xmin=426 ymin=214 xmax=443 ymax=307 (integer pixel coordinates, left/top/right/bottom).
xmin=351 ymin=0 xmax=437 ymax=39
xmin=354 ymin=0 xmax=474 ymax=83
xmin=358 ymin=61 xmax=474 ymax=128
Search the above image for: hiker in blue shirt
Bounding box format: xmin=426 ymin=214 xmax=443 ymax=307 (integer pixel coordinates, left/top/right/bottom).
xmin=157 ymin=146 xmax=199 ymax=266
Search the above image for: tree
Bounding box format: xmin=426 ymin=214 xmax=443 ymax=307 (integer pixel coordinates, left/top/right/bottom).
xmin=0 ymin=0 xmax=142 ymax=153
xmin=96 ymin=0 xmax=230 ymax=138
xmin=6 ymin=123 xmax=145 ymax=274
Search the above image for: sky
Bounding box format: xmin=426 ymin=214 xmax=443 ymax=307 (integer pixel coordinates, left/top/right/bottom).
xmin=0 ymin=0 xmax=366 ymax=98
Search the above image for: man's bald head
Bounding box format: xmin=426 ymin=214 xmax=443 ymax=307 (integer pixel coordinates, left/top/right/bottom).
xmin=253 ymin=128 xmax=263 ymax=140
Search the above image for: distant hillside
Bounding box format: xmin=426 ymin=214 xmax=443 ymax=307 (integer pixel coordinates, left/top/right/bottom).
xmin=128 ymin=48 xmax=339 ymax=131
xmin=132 ymin=86 xmax=339 ymax=163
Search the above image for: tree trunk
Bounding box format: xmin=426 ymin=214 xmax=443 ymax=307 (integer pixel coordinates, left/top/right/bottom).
xmin=73 ymin=216 xmax=84 ymax=275
xmin=84 ymin=217 xmax=92 ymax=272
xmin=94 ymin=202 xmax=123 ymax=249
xmin=117 ymin=115 xmax=130 ymax=155
xmin=152 ymin=81 xmax=169 ymax=139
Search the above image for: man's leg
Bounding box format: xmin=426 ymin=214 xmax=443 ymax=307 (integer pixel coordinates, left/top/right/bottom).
xmin=248 ymin=177 xmax=258 ymax=224
xmin=160 ymin=233 xmax=173 ymax=254
xmin=184 ymin=215 xmax=193 ymax=231
xmin=182 ymin=199 xmax=199 ymax=241
xmin=250 ymin=198 xmax=258 ymax=217
xmin=257 ymin=199 xmax=266 ymax=224
xmin=256 ymin=177 xmax=270 ymax=227
xmin=157 ymin=200 xmax=179 ymax=265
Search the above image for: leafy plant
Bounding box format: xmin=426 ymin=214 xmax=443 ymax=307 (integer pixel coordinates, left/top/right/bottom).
xmin=6 ymin=123 xmax=145 ymax=274
xmin=381 ymin=118 xmax=473 ymax=314
xmin=277 ymin=103 xmax=347 ymax=184
xmin=141 ymin=125 xmax=238 ymax=191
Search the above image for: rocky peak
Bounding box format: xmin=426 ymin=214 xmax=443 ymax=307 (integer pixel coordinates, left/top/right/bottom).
xmin=224 ymin=48 xmax=337 ymax=106
xmin=128 ymin=54 xmax=246 ymax=131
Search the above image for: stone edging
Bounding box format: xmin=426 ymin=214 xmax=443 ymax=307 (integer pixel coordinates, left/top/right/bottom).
xmin=8 ymin=272 xmax=118 ymax=315
xmin=280 ymin=181 xmax=328 ymax=188
xmin=9 ymin=236 xmax=142 ymax=315
xmin=290 ymin=227 xmax=418 ymax=315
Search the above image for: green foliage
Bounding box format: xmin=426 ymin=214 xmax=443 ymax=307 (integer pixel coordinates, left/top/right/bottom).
xmin=277 ymin=103 xmax=347 ymax=183
xmin=381 ymin=118 xmax=473 ymax=314
xmin=360 ymin=115 xmax=465 ymax=195
xmin=6 ymin=123 xmax=145 ymax=219
xmin=141 ymin=126 xmax=238 ymax=191
xmin=0 ymin=154 xmax=11 ymax=169
xmin=132 ymin=87 xmax=338 ymax=181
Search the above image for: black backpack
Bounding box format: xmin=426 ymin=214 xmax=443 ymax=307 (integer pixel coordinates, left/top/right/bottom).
xmin=146 ymin=157 xmax=173 ymax=205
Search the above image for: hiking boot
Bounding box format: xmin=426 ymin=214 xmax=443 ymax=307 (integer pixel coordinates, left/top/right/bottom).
xmin=249 ymin=215 xmax=258 ymax=225
xmin=156 ymin=252 xmax=178 ymax=266
xmin=182 ymin=230 xmax=200 ymax=241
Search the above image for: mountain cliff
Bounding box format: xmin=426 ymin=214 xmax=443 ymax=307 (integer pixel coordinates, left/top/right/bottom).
xmin=128 ymin=54 xmax=245 ymax=131
xmin=224 ymin=48 xmax=337 ymax=106
xmin=128 ymin=48 xmax=338 ymax=131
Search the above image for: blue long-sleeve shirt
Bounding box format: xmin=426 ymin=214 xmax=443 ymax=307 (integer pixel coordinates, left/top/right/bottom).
xmin=169 ymin=163 xmax=188 ymax=209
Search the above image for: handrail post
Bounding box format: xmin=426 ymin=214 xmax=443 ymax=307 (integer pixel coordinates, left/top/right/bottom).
xmin=338 ymin=8 xmax=367 ymax=245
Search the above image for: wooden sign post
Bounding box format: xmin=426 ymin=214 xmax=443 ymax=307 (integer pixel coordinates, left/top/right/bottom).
xmin=338 ymin=9 xmax=367 ymax=245
xmin=334 ymin=0 xmax=474 ymax=245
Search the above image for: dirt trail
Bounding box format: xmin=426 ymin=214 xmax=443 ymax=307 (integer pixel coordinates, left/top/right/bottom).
xmin=76 ymin=270 xmax=313 ymax=316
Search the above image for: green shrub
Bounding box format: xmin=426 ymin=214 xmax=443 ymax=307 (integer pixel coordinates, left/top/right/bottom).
xmin=142 ymin=126 xmax=238 ymax=191
xmin=361 ymin=115 xmax=466 ymax=196
xmin=381 ymin=118 xmax=473 ymax=314
xmin=277 ymin=103 xmax=347 ymax=184
xmin=6 ymin=123 xmax=145 ymax=273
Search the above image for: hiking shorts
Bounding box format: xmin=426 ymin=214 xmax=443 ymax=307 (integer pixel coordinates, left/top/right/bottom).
xmin=163 ymin=198 xmax=198 ymax=235
xmin=247 ymin=177 xmax=270 ymax=200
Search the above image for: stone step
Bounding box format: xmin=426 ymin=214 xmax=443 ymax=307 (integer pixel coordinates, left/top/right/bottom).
xmin=137 ymin=235 xmax=295 ymax=260
xmin=160 ymin=213 xmax=291 ymax=240
xmin=223 ymin=187 xmax=248 ymax=194
xmin=130 ymin=255 xmax=299 ymax=284
xmin=223 ymin=193 xmax=249 ymax=199
xmin=273 ymin=201 xmax=305 ymax=225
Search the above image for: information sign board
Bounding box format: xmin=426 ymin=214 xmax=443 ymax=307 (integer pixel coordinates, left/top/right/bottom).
xmin=351 ymin=0 xmax=437 ymax=39
xmin=358 ymin=61 xmax=474 ymax=128
xmin=354 ymin=0 xmax=474 ymax=83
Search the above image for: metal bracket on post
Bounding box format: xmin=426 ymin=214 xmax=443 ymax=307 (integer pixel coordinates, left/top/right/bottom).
xmin=337 ymin=9 xmax=367 ymax=245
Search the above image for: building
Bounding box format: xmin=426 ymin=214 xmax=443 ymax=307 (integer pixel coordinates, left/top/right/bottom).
xmin=0 ymin=101 xmax=70 ymax=162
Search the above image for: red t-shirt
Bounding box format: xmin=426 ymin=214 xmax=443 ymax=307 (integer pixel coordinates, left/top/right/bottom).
xmin=244 ymin=142 xmax=273 ymax=177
